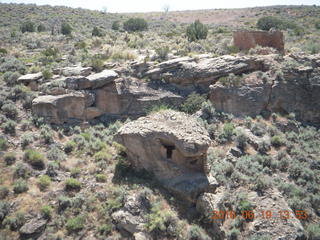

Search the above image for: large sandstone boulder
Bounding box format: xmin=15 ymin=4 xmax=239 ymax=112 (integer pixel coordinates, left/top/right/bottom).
xmin=18 ymin=72 xmax=43 ymax=91
xmin=115 ymin=110 xmax=217 ymax=202
xmin=95 ymin=78 xmax=184 ymax=117
xmin=66 ymin=69 xmax=118 ymax=90
xmin=32 ymin=93 xmax=87 ymax=124
xmin=19 ymin=217 xmax=47 ymax=239
xmin=143 ymin=55 xmax=266 ymax=86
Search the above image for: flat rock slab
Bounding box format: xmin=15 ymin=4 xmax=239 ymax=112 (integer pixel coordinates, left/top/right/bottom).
xmin=20 ymin=217 xmax=47 ymax=238
xmin=18 ymin=72 xmax=42 ymax=83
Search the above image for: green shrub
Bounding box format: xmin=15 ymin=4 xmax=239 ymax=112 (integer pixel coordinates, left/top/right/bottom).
xmin=155 ymin=46 xmax=170 ymax=61
xmin=95 ymin=174 xmax=107 ymax=183
xmin=41 ymin=205 xmax=53 ymax=219
xmin=0 ymin=138 xmax=7 ymax=151
xmin=21 ymin=133 xmax=34 ymax=148
xmin=187 ymin=224 xmax=210 ymax=240
xmin=2 ymin=120 xmax=16 ymax=135
xmin=97 ymin=223 xmax=112 ymax=236
xmin=14 ymin=163 xmax=31 ymax=179
xmin=227 ymin=227 xmax=240 ymax=240
xmin=3 ymin=71 xmax=20 ymax=86
xmin=42 ymin=47 xmax=59 ymax=57
xmin=252 ymin=175 xmax=271 ymax=193
xmin=315 ymin=21 xmax=320 ymax=30
xmin=47 ymin=145 xmax=66 ymax=162
xmin=20 ymin=21 xmax=35 ymax=33
xmin=37 ymin=23 xmax=46 ymax=32
xmin=236 ymin=130 xmax=248 ymax=150
xmin=307 ymin=223 xmax=320 ymax=240
xmin=42 ymin=69 xmax=52 ymax=80
xmin=180 ymin=92 xmax=206 ymax=114
xmin=92 ymin=26 xmax=103 ymax=37
xmin=1 ymin=103 xmax=18 ymax=120
xmin=0 ymin=48 xmax=7 ymax=56
xmin=64 ymin=141 xmax=76 ymax=154
xmin=90 ymin=57 xmax=104 ymax=72
xmin=147 ymin=104 xmax=172 ymax=114
xmin=40 ymin=125 xmax=54 ymax=144
xmin=271 ymin=135 xmax=284 ymax=147
xmin=66 ymin=216 xmax=85 ymax=232
xmin=0 ymin=57 xmax=26 ymax=74
xmin=13 ymin=179 xmax=28 ymax=194
xmin=222 ymin=122 xmax=235 ymax=141
xmin=24 ymin=149 xmax=46 ymax=170
xmin=123 ymin=18 xmax=148 ymax=32
xmin=0 ymin=186 xmax=9 ymax=199
xmin=257 ymin=16 xmax=284 ymax=30
xmin=186 ymin=20 xmax=208 ymax=42
xmin=0 ymin=201 xmax=10 ymax=221
xmin=94 ymin=150 xmax=112 ymax=162
xmin=4 ymin=152 xmax=16 ymax=165
xmin=112 ymin=21 xmax=120 ymax=31
xmin=3 ymin=211 xmax=25 ymax=231
xmin=219 ymin=73 xmax=243 ymax=87
xmin=38 ymin=175 xmax=51 ymax=191
xmin=61 ymin=23 xmax=72 ymax=35
xmin=65 ymin=178 xmax=81 ymax=191
xmin=70 ymin=168 xmax=81 ymax=178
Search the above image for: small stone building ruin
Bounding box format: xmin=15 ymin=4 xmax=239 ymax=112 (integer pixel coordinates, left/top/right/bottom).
xmin=233 ymin=30 xmax=284 ymax=53
xmin=115 ymin=110 xmax=217 ymax=202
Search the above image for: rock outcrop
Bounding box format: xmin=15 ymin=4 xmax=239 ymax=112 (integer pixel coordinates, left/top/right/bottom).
xmin=19 ymin=217 xmax=47 ymax=239
xmin=210 ymin=54 xmax=320 ymax=124
xmin=18 ymin=72 xmax=43 ymax=91
xmin=142 ymin=55 xmax=267 ymax=86
xmin=115 ymin=110 xmax=217 ymax=202
xmin=233 ymin=30 xmax=285 ymax=53
xmin=52 ymin=66 xmax=92 ymax=77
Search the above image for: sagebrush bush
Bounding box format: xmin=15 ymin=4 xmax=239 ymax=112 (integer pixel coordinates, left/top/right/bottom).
xmin=41 ymin=205 xmax=53 ymax=219
xmin=1 ymin=103 xmax=18 ymax=119
xmin=47 ymin=145 xmax=66 ymax=161
xmin=13 ymin=179 xmax=28 ymax=194
xmin=4 ymin=152 xmax=16 ymax=165
xmin=2 ymin=71 xmax=20 ymax=86
xmin=66 ymin=216 xmax=85 ymax=232
xmin=0 ymin=137 xmax=7 ymax=151
xmin=24 ymin=149 xmax=46 ymax=170
xmin=0 ymin=186 xmax=9 ymax=199
xmin=42 ymin=69 xmax=52 ymax=80
xmin=38 ymin=175 xmax=51 ymax=191
xmin=65 ymin=178 xmax=81 ymax=191
xmin=112 ymin=21 xmax=120 ymax=30
xmin=180 ymin=92 xmax=206 ymax=114
xmin=20 ymin=21 xmax=35 ymax=33
xmin=14 ymin=163 xmax=31 ymax=179
xmin=2 ymin=120 xmax=16 ymax=135
xmin=92 ymin=26 xmax=103 ymax=37
xmin=186 ymin=20 xmax=208 ymax=42
xmin=61 ymin=22 xmax=72 ymax=35
xmin=64 ymin=140 xmax=76 ymax=154
xmin=271 ymin=135 xmax=285 ymax=147
xmin=155 ymin=46 xmax=170 ymax=61
xmin=123 ymin=18 xmax=148 ymax=32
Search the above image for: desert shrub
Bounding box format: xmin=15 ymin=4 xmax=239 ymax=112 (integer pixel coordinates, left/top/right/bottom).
xmin=3 ymin=211 xmax=25 ymax=231
xmin=155 ymin=46 xmax=170 ymax=61
xmin=123 ymin=18 xmax=148 ymax=32
xmin=1 ymin=103 xmax=18 ymax=119
xmin=20 ymin=21 xmax=35 ymax=33
xmin=0 ymin=186 xmax=9 ymax=200
xmin=112 ymin=21 xmax=120 ymax=30
xmin=271 ymin=135 xmax=285 ymax=147
xmin=307 ymin=224 xmax=320 ymax=240
xmin=186 ymin=224 xmax=211 ymax=240
xmin=21 ymin=133 xmax=34 ymax=148
xmin=257 ymin=16 xmax=284 ymax=30
xmin=2 ymin=71 xmax=20 ymax=86
xmin=303 ymin=41 xmax=320 ymax=54
xmin=61 ymin=22 xmax=72 ymax=35
xmin=251 ymin=122 xmax=266 ymax=137
xmin=90 ymin=57 xmax=104 ymax=72
xmin=2 ymin=120 xmax=16 ymax=135
xmin=64 ymin=141 xmax=76 ymax=154
xmin=227 ymin=227 xmax=240 ymax=240
xmin=252 ymin=175 xmax=271 ymax=192
xmin=0 ymin=48 xmax=7 ymax=56
xmin=42 ymin=47 xmax=59 ymax=58
xmin=47 ymin=145 xmax=66 ymax=161
xmin=41 ymin=205 xmax=52 ymax=219
xmin=37 ymin=23 xmax=46 ymax=32
xmin=221 ymin=122 xmax=235 ymax=142
xmin=40 ymin=125 xmax=54 ymax=144
xmin=42 ymin=69 xmax=52 ymax=80
xmin=38 ymin=175 xmax=51 ymax=191
xmin=4 ymin=152 xmax=16 ymax=165
xmin=70 ymin=168 xmax=81 ymax=178
xmin=235 ymin=193 xmax=254 ymax=214
xmin=94 ymin=150 xmax=112 ymax=162
xmin=0 ymin=57 xmax=26 ymax=74
xmin=97 ymin=223 xmax=112 ymax=236
xmin=66 ymin=215 xmax=85 ymax=232
xmin=145 ymin=201 xmax=177 ymax=233
xmin=92 ymin=26 xmax=103 ymax=37
xmin=186 ymin=20 xmax=208 ymax=42
xmin=95 ymin=174 xmax=107 ymax=183
xmin=180 ymin=92 xmax=206 ymax=114
xmin=257 ymin=140 xmax=271 ymax=154
xmin=65 ymin=178 xmax=81 ymax=191
xmin=13 ymin=179 xmax=28 ymax=194
xmin=0 ymin=201 xmax=10 ymax=221
xmin=14 ymin=163 xmax=31 ymax=179
xmin=219 ymin=73 xmax=243 ymax=87
xmin=147 ymin=104 xmax=173 ymax=114
xmin=24 ymin=149 xmax=46 ymax=170
xmin=0 ymin=138 xmax=7 ymax=151
xmin=236 ymin=130 xmax=248 ymax=150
